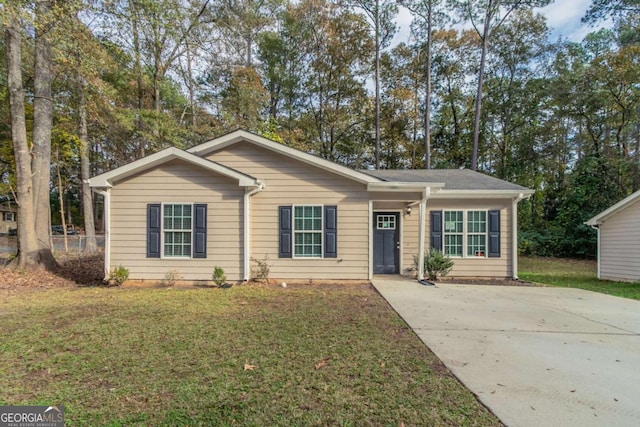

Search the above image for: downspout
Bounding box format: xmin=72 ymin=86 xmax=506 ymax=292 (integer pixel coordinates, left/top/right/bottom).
xmin=511 ymin=193 xmax=526 ymax=279
xmin=589 ymin=224 xmax=600 ymax=279
xmin=417 ymin=187 xmax=431 ymax=280
xmin=243 ymin=180 xmax=265 ymax=281
xmin=95 ymin=188 xmax=111 ymax=280
xmin=368 ymin=200 xmax=373 ymax=280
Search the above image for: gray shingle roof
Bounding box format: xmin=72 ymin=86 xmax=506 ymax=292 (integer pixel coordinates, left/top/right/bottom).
xmin=359 ymin=169 xmax=530 ymax=191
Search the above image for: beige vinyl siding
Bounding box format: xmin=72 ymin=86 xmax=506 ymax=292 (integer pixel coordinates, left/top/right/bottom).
xmin=207 ymin=142 xmax=369 ymax=280
xmin=372 ymin=199 xmax=513 ymax=278
xmin=599 ymin=201 xmax=640 ymax=282
xmin=110 ymin=159 xmax=244 ymax=281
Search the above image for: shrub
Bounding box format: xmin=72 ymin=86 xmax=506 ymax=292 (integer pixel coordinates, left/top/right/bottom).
xmin=414 ymin=250 xmax=454 ymax=281
xmin=212 ymin=266 xmax=226 ymax=287
xmin=250 ymin=255 xmax=271 ymax=282
xmin=164 ymin=270 xmax=182 ymax=286
xmin=108 ymin=266 xmax=129 ymax=286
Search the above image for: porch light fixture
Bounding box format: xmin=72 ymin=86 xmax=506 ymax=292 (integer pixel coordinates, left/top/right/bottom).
xmin=406 ymin=206 xmax=412 ymax=215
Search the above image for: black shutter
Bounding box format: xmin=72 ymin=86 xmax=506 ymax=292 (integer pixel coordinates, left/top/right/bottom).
xmin=488 ymin=210 xmax=501 ymax=258
xmin=193 ymin=203 xmax=207 ymax=258
xmin=147 ymin=204 xmax=161 ymax=258
xmin=430 ymin=210 xmax=443 ymax=252
xmin=324 ymin=205 xmax=337 ymax=258
xmin=279 ymin=206 xmax=292 ymax=258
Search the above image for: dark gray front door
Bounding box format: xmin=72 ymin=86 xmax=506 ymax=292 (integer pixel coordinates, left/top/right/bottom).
xmin=373 ymin=212 xmax=399 ymax=274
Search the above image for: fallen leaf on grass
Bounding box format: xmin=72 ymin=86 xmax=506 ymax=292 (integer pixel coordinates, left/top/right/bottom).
xmin=243 ymin=363 xmax=256 ymax=371
xmin=315 ymin=358 xmax=329 ymax=370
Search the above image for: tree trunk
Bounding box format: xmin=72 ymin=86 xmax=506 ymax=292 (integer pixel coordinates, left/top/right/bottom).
xmin=424 ymin=5 xmax=433 ymax=169
xmin=471 ymin=5 xmax=492 ymax=171
xmin=132 ymin=4 xmax=145 ymax=158
xmin=78 ymin=76 xmax=98 ymax=253
xmin=31 ymin=0 xmax=58 ymax=269
xmin=6 ymin=10 xmax=41 ymax=269
xmin=186 ymin=42 xmax=196 ymax=128
xmin=374 ymin=0 xmax=381 ymax=169
xmin=56 ymin=150 xmax=69 ymax=252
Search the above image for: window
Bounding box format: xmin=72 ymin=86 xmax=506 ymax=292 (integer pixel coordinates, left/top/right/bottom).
xmin=163 ymin=204 xmax=192 ymax=257
xmin=444 ymin=211 xmax=463 ymax=257
xmin=279 ymin=205 xmax=337 ymax=259
xmin=467 ymin=211 xmax=486 ymax=256
xmin=294 ymin=206 xmax=322 ymax=257
xmin=3 ymin=212 xmax=15 ymax=222
xmin=443 ymin=210 xmax=488 ymax=257
xmin=147 ymin=203 xmax=207 ymax=259
xmin=377 ymin=215 xmax=396 ymax=230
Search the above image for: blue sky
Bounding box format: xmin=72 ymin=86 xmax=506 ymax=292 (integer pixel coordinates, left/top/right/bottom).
xmin=393 ymin=0 xmax=608 ymax=46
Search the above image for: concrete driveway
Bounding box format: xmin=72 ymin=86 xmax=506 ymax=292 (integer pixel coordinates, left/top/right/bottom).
xmin=372 ymin=278 xmax=640 ymax=427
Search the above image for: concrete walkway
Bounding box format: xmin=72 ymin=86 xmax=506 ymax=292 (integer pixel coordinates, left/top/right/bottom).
xmin=372 ymin=278 xmax=640 ymax=427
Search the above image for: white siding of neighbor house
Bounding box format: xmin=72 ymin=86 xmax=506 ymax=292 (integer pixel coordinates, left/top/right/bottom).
xmin=374 ymin=199 xmax=513 ymax=278
xmin=207 ymin=141 xmax=370 ymax=280
xmin=599 ymin=200 xmax=640 ymax=283
xmin=110 ymin=159 xmax=245 ymax=281
xmin=0 ymin=211 xmax=16 ymax=234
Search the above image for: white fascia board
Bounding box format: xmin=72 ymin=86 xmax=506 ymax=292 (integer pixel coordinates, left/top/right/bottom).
xmin=431 ymin=189 xmax=535 ymax=199
xmin=367 ymin=182 xmax=446 ymax=192
xmin=187 ymin=130 xmax=381 ymax=185
xmin=585 ymin=190 xmax=640 ymax=226
xmin=88 ymin=147 xmax=258 ymax=188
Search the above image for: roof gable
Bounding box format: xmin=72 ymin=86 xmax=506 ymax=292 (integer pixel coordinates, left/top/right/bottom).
xmin=89 ymin=147 xmax=258 ymax=188
xmin=586 ymin=190 xmax=640 ymax=226
xmin=187 ymin=129 xmax=381 ymax=185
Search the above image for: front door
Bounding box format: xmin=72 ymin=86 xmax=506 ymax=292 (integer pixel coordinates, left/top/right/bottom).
xmin=373 ymin=212 xmax=400 ymax=274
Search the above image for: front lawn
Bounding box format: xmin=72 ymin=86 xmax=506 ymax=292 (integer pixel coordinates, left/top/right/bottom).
xmin=0 ymin=285 xmax=500 ymax=426
xmin=519 ymin=256 xmax=640 ymax=300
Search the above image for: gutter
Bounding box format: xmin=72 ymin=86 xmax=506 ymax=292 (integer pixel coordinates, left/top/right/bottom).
xmin=243 ymin=180 xmax=265 ymax=281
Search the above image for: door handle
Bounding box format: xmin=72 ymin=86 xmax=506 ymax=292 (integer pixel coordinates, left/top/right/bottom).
xmin=396 ymin=241 xmax=400 ymax=249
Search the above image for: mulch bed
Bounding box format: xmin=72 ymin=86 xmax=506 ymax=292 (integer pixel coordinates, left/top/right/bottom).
xmin=0 ymin=253 xmax=105 ymax=291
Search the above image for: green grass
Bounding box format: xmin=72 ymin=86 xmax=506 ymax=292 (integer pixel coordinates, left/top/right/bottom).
xmin=0 ymin=285 xmax=500 ymax=426
xmin=519 ymin=256 xmax=640 ymax=300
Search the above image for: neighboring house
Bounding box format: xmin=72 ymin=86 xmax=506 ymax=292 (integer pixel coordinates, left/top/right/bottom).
xmin=0 ymin=202 xmax=17 ymax=235
xmin=89 ymin=130 xmax=534 ymax=283
xmin=586 ymin=190 xmax=640 ymax=283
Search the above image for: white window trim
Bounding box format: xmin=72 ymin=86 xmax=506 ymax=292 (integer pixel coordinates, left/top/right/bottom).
xmin=292 ymin=204 xmax=324 ymax=259
xmin=4 ymin=212 xmax=15 ymax=222
xmin=161 ymin=202 xmax=194 ymax=259
xmin=443 ymin=209 xmax=488 ymax=259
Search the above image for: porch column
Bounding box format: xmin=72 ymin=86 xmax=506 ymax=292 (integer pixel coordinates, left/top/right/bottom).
xmin=418 ymin=187 xmax=429 ymax=279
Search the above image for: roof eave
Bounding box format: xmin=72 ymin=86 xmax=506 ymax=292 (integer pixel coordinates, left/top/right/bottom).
xmin=431 ymin=189 xmax=535 ymax=199
xmin=585 ymin=190 xmax=640 ymax=226
xmin=367 ymin=182 xmax=446 ymax=192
